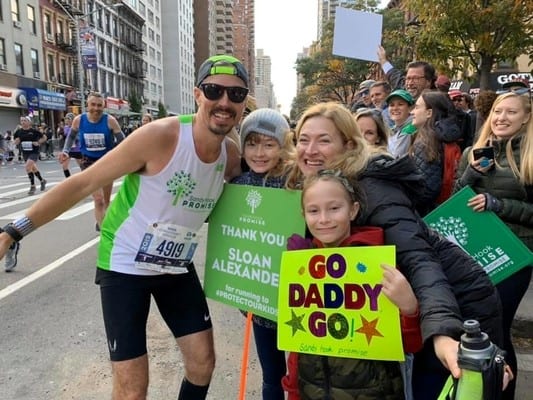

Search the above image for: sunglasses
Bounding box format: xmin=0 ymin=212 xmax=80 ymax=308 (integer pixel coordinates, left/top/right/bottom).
xmin=199 ymin=83 xmax=249 ymax=104
xmin=452 ymin=97 xmax=464 ymax=102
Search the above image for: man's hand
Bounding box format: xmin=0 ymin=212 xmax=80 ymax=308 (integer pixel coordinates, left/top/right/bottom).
xmin=377 ymin=45 xmax=388 ymax=65
xmin=58 ymin=152 xmax=69 ymax=163
xmin=433 ymin=335 xmax=461 ymax=378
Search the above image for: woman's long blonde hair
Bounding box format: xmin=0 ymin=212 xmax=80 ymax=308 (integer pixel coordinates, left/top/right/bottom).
xmin=472 ymin=92 xmax=533 ymax=184
xmin=284 ymin=102 xmax=370 ymax=189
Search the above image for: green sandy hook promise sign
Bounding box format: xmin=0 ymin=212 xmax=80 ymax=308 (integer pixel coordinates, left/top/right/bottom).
xmin=204 ymin=184 xmax=306 ymax=321
xmin=424 ymin=186 xmax=533 ymax=284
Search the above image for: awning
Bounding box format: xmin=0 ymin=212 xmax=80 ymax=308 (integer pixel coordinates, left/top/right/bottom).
xmin=21 ymin=88 xmax=66 ymax=110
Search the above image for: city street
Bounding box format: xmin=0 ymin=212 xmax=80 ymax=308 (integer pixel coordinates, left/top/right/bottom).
xmin=0 ymin=160 xmax=261 ymax=399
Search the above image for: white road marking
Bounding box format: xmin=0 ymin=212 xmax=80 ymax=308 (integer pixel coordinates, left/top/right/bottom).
xmin=0 ymin=181 xmax=122 ymax=219
xmin=0 ymin=237 xmax=100 ymax=301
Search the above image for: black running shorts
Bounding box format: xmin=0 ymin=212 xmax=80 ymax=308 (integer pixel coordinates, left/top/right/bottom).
xmin=23 ymin=152 xmax=39 ymax=162
xmin=95 ymin=265 xmax=212 ymax=361
xmin=80 ymin=155 xmax=100 ymax=170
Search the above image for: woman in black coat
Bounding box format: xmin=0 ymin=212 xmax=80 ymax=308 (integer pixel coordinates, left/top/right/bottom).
xmin=285 ymin=102 xmax=503 ymax=399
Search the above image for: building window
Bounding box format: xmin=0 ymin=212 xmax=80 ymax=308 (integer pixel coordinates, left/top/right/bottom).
xmin=107 ymin=43 xmax=113 ymax=67
xmin=27 ymin=5 xmax=36 ymax=34
xmin=60 ymin=58 xmax=67 ymax=83
xmin=43 ymin=13 xmax=52 ymax=35
xmin=115 ymin=48 xmax=120 ymax=69
xmin=105 ymin=12 xmax=111 ymax=34
xmin=0 ymin=39 xmax=6 ymax=65
xmin=56 ymin=20 xmax=65 ymax=42
xmin=97 ymin=9 xmax=103 ymax=30
xmin=101 ymin=70 xmax=107 ymax=93
xmin=11 ymin=0 xmax=20 ymax=22
xmin=109 ymin=74 xmax=114 ymax=95
xmin=47 ymin=53 xmax=55 ymax=80
xmin=14 ymin=42 xmax=24 ymax=74
xmin=99 ymin=41 xmax=105 ymax=65
xmin=112 ymin=17 xmax=118 ymax=37
xmin=31 ymin=48 xmax=39 ymax=75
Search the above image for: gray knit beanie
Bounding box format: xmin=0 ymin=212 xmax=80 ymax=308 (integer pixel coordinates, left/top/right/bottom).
xmin=239 ymin=108 xmax=290 ymax=149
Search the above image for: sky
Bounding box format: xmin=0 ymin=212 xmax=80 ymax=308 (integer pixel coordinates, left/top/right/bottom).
xmin=254 ymin=0 xmax=389 ymax=115
xmin=255 ymin=0 xmax=318 ymax=115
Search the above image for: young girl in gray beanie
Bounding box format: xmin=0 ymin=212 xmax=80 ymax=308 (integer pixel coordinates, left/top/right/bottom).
xmin=231 ymin=108 xmax=293 ymax=399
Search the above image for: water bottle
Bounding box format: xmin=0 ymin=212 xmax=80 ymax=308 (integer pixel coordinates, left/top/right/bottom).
xmin=454 ymin=320 xmax=495 ymax=400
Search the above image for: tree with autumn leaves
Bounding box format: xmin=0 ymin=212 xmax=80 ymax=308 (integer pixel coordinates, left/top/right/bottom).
xmin=291 ymin=0 xmax=532 ymax=118
xmin=405 ymin=0 xmax=533 ymax=89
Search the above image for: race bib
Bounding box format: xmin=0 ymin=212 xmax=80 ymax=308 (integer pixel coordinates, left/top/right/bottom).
xmin=83 ymin=132 xmax=106 ymax=151
xmin=21 ymin=141 xmax=33 ymax=151
xmin=134 ymin=223 xmax=199 ymax=274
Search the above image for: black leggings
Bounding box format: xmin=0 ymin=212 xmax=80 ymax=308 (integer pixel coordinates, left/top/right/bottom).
xmin=496 ymin=266 xmax=532 ymax=400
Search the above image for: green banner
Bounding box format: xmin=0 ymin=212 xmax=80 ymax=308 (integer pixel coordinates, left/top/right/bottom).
xmin=204 ymin=184 xmax=306 ymax=321
xmin=277 ymin=246 xmax=404 ymax=361
xmin=424 ymin=186 xmax=533 ymax=284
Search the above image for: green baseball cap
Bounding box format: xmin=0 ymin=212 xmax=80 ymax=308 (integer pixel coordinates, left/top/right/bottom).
xmin=196 ymin=55 xmax=249 ymax=87
xmin=386 ymin=89 xmax=415 ymax=106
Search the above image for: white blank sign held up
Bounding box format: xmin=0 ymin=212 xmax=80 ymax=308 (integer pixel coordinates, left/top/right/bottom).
xmin=332 ymin=7 xmax=383 ymax=63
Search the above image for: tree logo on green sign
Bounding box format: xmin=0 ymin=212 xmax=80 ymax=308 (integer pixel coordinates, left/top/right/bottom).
xmin=246 ymin=189 xmax=262 ymax=214
xmin=167 ymin=171 xmax=196 ymax=206
xmin=429 ymin=216 xmax=468 ymax=250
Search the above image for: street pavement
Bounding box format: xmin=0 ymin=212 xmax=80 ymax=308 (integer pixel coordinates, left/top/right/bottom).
xmin=514 ymin=277 xmax=533 ymax=400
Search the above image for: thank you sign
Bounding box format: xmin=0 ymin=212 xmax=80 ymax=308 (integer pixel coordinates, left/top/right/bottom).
xmin=205 ymin=184 xmax=305 ymax=321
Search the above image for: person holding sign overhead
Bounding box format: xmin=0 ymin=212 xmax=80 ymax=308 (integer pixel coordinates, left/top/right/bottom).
xmin=282 ymin=169 xmax=422 ymax=400
xmin=231 ymin=108 xmax=294 ymax=400
xmin=284 ymin=102 xmax=503 ymax=400
xmin=454 ymin=91 xmax=533 ymax=400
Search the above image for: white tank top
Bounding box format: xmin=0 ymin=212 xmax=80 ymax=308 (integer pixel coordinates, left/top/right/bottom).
xmin=97 ymin=114 xmax=227 ymax=275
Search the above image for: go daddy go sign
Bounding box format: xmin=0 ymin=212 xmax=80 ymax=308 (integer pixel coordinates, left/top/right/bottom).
xmin=278 ymin=246 xmax=404 ymax=361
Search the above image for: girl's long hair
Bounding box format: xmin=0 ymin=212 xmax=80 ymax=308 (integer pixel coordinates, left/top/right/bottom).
xmin=410 ymin=90 xmax=456 ymax=162
xmin=472 ymin=92 xmax=533 ymax=184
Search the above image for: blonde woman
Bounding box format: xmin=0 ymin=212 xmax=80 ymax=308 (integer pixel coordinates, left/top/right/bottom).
xmin=454 ymin=92 xmax=532 ymax=400
xmin=284 ymin=102 xmax=503 ymax=399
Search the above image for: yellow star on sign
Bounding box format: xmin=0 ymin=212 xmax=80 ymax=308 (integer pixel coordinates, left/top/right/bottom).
xmin=355 ymin=316 xmax=383 ymax=344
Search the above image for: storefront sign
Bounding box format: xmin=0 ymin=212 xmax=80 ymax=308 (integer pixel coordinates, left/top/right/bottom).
xmin=0 ymin=86 xmax=28 ymax=108
xmin=21 ymin=88 xmax=66 ymax=110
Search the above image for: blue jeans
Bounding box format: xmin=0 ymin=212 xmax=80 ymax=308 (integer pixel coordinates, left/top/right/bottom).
xmin=253 ymin=323 xmax=286 ymax=400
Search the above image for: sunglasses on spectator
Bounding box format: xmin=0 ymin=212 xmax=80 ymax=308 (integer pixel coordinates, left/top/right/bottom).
xmin=452 ymin=97 xmax=464 ymax=102
xmin=199 ymin=83 xmax=249 ymax=103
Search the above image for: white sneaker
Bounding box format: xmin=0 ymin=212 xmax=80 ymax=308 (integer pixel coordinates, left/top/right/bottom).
xmin=5 ymin=242 xmax=20 ymax=272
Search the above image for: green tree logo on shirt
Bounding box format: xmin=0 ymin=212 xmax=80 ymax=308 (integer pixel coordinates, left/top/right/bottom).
xmin=167 ymin=171 xmax=196 ymax=206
